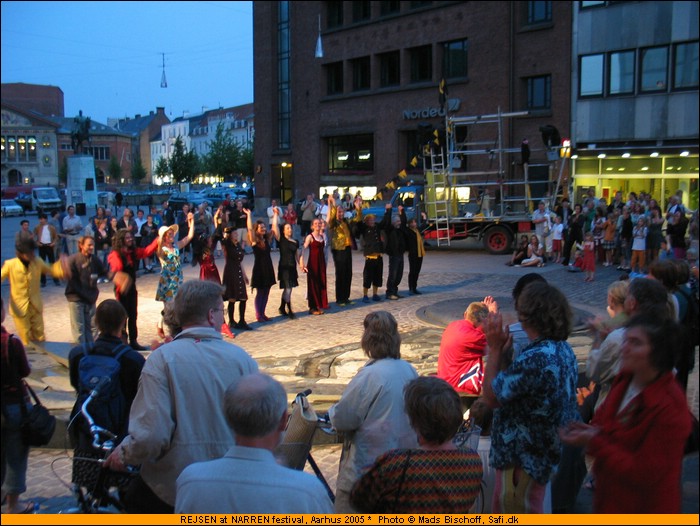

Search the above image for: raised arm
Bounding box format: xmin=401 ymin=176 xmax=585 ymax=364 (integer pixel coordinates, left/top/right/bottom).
xmin=244 ymin=208 xmax=255 ymax=246
xmin=176 ymin=212 xmax=195 ymax=250
xmin=271 ymin=207 xmax=281 ymax=241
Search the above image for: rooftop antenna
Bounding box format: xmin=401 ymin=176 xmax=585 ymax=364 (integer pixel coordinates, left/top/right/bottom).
xmin=160 ymin=53 xmax=168 ymax=88
xmin=315 ymin=14 xmax=323 ymax=58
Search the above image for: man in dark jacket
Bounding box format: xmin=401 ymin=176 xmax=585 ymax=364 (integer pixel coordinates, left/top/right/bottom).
xmin=65 ymin=236 xmax=111 ymax=346
xmin=353 ymin=203 xmax=391 ymax=303
xmin=384 ymin=205 xmax=407 ymax=300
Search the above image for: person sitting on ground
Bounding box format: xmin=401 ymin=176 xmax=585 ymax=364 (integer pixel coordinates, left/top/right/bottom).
xmin=175 ymin=373 xmax=333 ymax=514
xmin=437 ymin=301 xmax=490 ymax=396
xmin=520 ymin=234 xmax=545 ymax=267
xmin=350 ymin=376 xmax=483 ymax=513
xmin=506 ymin=235 xmax=529 ymax=266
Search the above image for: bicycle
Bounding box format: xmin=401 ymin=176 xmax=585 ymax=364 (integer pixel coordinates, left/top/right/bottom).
xmin=60 ymin=377 xmax=137 ymax=513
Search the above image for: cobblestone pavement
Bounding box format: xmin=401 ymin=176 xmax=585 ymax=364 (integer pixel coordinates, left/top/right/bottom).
xmin=2 ymin=238 xmax=698 ymax=514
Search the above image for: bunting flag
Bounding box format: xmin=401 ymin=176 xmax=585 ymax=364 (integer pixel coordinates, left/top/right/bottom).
xmin=398 ymin=169 xmax=407 ymax=178
xmin=433 ymin=128 xmax=440 ymax=146
xmin=410 ymin=156 xmax=419 ymax=168
xmin=386 ymin=181 xmax=396 ymax=190
xmin=439 ymin=77 xmax=447 ymax=109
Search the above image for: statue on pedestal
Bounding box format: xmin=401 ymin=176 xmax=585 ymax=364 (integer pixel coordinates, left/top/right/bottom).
xmin=71 ymin=110 xmax=92 ymax=154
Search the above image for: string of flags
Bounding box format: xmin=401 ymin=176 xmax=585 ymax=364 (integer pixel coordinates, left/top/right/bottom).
xmin=370 ymin=156 xmax=419 ymax=201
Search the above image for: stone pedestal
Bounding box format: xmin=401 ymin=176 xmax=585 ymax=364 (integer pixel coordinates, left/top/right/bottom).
xmin=67 ymin=155 xmax=98 ymax=211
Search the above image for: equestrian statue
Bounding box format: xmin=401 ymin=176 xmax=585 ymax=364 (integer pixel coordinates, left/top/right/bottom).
xmin=71 ymin=110 xmax=92 ymax=154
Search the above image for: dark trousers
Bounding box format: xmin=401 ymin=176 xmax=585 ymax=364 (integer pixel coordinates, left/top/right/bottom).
xmin=386 ymin=254 xmax=404 ymax=296
xmin=38 ymin=245 xmax=59 ymax=284
xmin=332 ymin=247 xmax=352 ymax=303
xmin=408 ymin=255 xmax=423 ymax=292
xmin=362 ymin=257 xmax=383 ymax=289
xmin=118 ymin=287 xmax=139 ymax=345
xmin=562 ymin=231 xmax=582 ymax=265
xmin=124 ymin=473 xmax=174 ymax=514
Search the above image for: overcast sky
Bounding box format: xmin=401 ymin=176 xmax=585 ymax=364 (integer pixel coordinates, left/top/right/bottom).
xmin=1 ymin=1 xmax=253 ymax=123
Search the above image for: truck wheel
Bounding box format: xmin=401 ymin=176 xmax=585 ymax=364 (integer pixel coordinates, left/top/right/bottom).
xmin=484 ymin=226 xmax=513 ymax=255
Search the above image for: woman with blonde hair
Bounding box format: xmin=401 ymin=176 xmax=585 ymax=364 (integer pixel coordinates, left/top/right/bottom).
xmin=329 ymin=311 xmax=418 ymax=513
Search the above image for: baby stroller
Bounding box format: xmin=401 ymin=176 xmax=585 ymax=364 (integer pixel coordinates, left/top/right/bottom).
xmin=274 ymin=389 xmax=335 ymax=503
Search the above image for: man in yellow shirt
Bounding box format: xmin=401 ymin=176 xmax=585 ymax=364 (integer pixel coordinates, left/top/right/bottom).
xmin=1 ymin=238 xmax=69 ymax=346
xmin=327 ymin=195 xmax=362 ymax=306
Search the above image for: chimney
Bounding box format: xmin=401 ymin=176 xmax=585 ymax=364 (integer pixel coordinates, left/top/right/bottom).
xmin=135 ymin=114 xmax=141 ymax=119
xmin=157 ymin=106 xmax=165 ymax=114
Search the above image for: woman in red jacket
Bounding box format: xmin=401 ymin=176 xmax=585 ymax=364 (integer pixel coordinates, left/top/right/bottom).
xmin=560 ymin=313 xmax=692 ymax=513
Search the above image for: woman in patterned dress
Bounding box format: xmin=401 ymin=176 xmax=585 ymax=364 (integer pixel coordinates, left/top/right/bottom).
xmin=271 ymin=207 xmax=299 ymax=319
xmin=155 ymin=213 xmax=194 ymax=336
xmin=245 ymin=208 xmax=276 ymax=323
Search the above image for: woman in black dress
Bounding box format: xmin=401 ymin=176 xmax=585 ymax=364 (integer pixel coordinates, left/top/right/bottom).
xmin=245 ymin=208 xmax=277 ymax=323
xmin=221 ymin=227 xmax=250 ymax=330
xmin=271 ymin=207 xmax=299 ymax=319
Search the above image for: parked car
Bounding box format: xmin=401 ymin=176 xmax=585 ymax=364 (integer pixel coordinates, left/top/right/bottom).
xmin=1 ymin=199 xmax=25 ymax=217
xmin=15 ymin=192 xmax=32 ymax=211
xmin=168 ymin=190 xmax=209 ymax=212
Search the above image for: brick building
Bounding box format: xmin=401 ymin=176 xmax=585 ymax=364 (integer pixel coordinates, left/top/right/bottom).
xmin=253 ymin=1 xmax=572 ymax=207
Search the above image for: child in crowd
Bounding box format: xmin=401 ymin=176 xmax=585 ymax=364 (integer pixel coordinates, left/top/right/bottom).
xmin=568 ymin=249 xmax=584 ymax=272
xmin=630 ymin=217 xmax=648 ymax=274
xmin=551 ymin=215 xmax=564 ymax=264
xmin=582 ymin=231 xmax=596 ymax=282
xmin=659 ymin=239 xmax=673 ymax=261
xmin=601 ymin=213 xmax=617 ymax=267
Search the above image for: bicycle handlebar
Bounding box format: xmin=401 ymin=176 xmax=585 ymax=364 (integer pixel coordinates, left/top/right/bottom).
xmin=80 ymin=377 xmax=118 ymax=451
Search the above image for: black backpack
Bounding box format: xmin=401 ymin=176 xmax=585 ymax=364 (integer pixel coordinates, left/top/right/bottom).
xmin=73 ymin=343 xmax=131 ymax=442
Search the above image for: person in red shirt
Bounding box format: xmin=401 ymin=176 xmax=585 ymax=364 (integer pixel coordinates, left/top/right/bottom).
xmin=107 ymin=228 xmax=159 ymax=350
xmin=437 ymin=301 xmax=490 ymax=396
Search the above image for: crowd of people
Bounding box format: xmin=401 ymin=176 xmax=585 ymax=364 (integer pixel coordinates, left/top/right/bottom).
xmin=1 ymin=186 xmax=698 ymax=515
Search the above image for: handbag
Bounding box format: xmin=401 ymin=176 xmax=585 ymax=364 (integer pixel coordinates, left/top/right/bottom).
xmin=19 ymin=380 xmax=57 ymax=447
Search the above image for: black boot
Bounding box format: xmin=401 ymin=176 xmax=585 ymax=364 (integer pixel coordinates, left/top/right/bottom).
xmin=287 ymin=301 xmax=295 ymax=319
xmin=279 ymin=300 xmax=287 ymax=316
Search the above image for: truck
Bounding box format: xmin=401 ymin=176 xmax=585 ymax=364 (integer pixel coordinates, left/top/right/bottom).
xmin=30 ymin=187 xmax=63 ymax=215
xmin=363 ymin=110 xmax=569 ymax=255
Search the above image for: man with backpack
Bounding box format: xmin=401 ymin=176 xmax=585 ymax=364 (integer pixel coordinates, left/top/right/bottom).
xmin=67 ymin=299 xmax=145 ymax=491
xmin=104 ymin=280 xmax=259 ymax=513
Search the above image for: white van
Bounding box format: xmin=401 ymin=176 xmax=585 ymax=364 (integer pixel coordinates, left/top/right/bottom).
xmin=31 ymin=187 xmax=63 ymax=214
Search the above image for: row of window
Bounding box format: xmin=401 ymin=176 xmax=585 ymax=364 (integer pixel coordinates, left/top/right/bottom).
xmin=580 ymin=41 xmax=699 ymax=98
xmin=325 ymin=39 xmax=468 ymax=95
xmin=326 ymin=2 xmax=552 ymax=27
xmin=1 ymin=135 xmax=38 ymax=163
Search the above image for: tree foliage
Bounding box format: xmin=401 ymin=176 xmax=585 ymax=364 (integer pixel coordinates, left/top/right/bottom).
xmin=108 ymin=155 xmax=122 ymax=182
xmin=169 ymin=136 xmax=199 ymax=183
xmin=155 ymin=156 xmax=170 ymax=181
xmin=239 ymin=143 xmax=254 ymax=180
xmin=131 ymin=155 xmax=147 ymax=184
xmin=203 ymin=122 xmax=240 ymax=181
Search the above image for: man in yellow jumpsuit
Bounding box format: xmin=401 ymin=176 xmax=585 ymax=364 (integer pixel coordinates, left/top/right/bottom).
xmin=1 ymin=238 xmax=69 ymax=346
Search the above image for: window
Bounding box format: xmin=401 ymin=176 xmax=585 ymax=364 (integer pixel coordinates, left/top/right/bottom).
xmin=410 ymin=1 xmax=432 ymax=8
xmin=277 ymin=1 xmax=291 ymax=149
xmin=352 ymin=1 xmax=370 ymax=22
xmin=328 ymin=134 xmax=374 ymax=173
xmin=410 ymin=45 xmax=432 ymax=83
xmin=27 ymin=137 xmax=37 ymax=162
xmin=379 ymin=51 xmax=400 ymax=87
xmin=580 ymin=54 xmax=604 ymax=96
xmin=326 ymin=62 xmax=344 ymax=95
xmin=640 ymin=46 xmax=668 ymax=92
xmin=327 ymin=1 xmax=343 ymax=28
xmin=380 ymin=1 xmax=401 ymax=16
xmin=352 ymin=56 xmax=371 ymax=91
xmin=580 ymin=1 xmax=605 ymax=7
xmin=443 ymin=39 xmax=469 ymax=78
xmin=674 ymin=41 xmax=699 ymax=89
xmin=527 ymin=1 xmax=552 ymax=24
xmin=608 ymin=50 xmax=635 ymax=95
xmin=527 ymin=75 xmax=551 ymax=110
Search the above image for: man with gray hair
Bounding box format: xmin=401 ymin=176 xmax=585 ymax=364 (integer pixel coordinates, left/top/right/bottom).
xmin=175 ymin=373 xmax=334 ymax=513
xmin=104 ymin=279 xmax=259 ymax=513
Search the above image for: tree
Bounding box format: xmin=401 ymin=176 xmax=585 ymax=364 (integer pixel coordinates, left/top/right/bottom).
xmin=155 ymin=156 xmax=170 ymax=181
xmin=204 ymin=122 xmax=240 ymax=181
xmin=131 ymin=155 xmax=147 ymax=185
xmin=169 ymin=136 xmax=199 ymax=183
xmin=108 ymin=155 xmax=122 ymax=184
xmin=239 ymin=144 xmax=254 ymax=181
